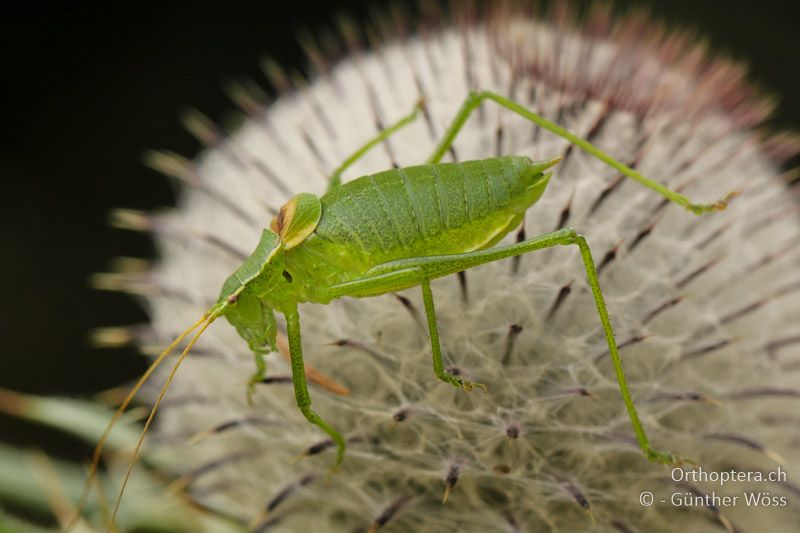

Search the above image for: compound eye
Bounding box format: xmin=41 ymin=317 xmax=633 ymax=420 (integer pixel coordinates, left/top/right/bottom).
xmin=227 ymin=294 xmax=239 ymax=305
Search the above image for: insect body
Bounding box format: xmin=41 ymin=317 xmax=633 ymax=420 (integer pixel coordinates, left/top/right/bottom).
xmin=216 ymin=155 xmax=557 ymax=453
xmin=77 ymin=91 xmax=736 ymax=530
xmin=229 ymin=156 xmax=555 ymax=343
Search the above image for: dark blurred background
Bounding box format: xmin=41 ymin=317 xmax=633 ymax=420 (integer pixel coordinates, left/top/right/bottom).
xmin=1 ymin=0 xmax=799 ymax=458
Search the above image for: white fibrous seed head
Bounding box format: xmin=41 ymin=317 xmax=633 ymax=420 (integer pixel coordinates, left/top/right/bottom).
xmin=109 ymin=3 xmax=800 ymax=532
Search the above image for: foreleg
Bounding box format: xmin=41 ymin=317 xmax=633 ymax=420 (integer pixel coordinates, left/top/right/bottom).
xmin=285 ymin=306 xmax=346 ymax=466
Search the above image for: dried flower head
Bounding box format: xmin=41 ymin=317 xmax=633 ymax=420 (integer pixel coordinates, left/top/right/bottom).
xmin=89 ymin=2 xmax=800 ymax=532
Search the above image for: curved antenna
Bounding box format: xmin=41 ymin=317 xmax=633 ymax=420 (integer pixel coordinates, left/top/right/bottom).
xmin=107 ymin=316 xmax=214 ymax=530
xmin=67 ymin=314 xmax=210 ymax=531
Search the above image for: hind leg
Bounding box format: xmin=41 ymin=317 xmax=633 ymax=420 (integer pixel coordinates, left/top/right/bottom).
xmin=428 ymin=90 xmax=735 ymax=214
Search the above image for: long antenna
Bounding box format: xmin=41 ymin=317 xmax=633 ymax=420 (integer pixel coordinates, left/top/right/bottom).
xmin=107 ymin=316 xmax=214 ymax=530
xmin=67 ymin=314 xmax=210 ymax=531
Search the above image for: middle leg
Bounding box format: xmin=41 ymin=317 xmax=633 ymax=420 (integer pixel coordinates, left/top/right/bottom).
xmin=421 ymin=279 xmax=487 ymax=392
xmin=326 ymin=98 xmax=424 ymax=191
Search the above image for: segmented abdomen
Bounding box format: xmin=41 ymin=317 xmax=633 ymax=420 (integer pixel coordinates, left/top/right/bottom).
xmin=315 ymin=156 xmax=534 ymax=260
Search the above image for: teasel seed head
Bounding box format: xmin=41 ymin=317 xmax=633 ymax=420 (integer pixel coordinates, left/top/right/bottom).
xmin=95 ymin=2 xmax=800 ymax=531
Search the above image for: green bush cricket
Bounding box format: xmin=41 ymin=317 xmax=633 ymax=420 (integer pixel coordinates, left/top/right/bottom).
xmin=75 ymin=90 xmax=737 ymax=530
